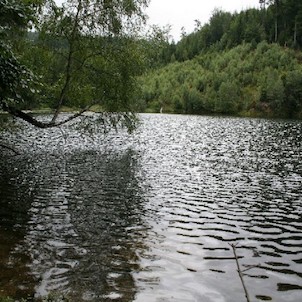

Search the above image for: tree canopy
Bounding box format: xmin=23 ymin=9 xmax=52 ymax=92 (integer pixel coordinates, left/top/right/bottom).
xmin=138 ymin=1 xmax=302 ymax=118
xmin=155 ymin=1 xmax=302 ymax=65
xmin=0 ymin=0 xmax=149 ymax=129
xmin=140 ymin=43 xmax=302 ymax=118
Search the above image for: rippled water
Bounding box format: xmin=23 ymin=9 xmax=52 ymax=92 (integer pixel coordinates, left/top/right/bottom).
xmin=0 ymin=113 xmax=302 ymax=302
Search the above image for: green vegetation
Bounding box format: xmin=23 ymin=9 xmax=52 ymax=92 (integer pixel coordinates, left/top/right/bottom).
xmin=157 ymin=0 xmax=302 ymax=64
xmin=139 ymin=0 xmax=302 ymax=118
xmin=0 ymin=297 xmax=13 ymax=302
xmin=1 ymin=0 xmax=302 ymax=121
xmin=139 ymin=42 xmax=302 ymax=118
xmin=0 ymin=0 xmax=150 ymax=129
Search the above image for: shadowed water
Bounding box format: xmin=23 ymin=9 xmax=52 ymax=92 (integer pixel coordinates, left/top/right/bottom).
xmin=0 ymin=113 xmax=302 ymax=302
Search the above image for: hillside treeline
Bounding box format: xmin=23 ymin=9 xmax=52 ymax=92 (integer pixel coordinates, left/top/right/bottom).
xmin=139 ymin=42 xmax=302 ymax=118
xmin=139 ymin=1 xmax=302 ymax=118
xmin=160 ymin=0 xmax=302 ymax=64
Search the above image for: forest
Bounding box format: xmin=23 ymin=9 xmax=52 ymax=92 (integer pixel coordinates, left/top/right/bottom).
xmin=140 ymin=0 xmax=302 ymax=118
xmin=1 ymin=0 xmax=302 ymax=120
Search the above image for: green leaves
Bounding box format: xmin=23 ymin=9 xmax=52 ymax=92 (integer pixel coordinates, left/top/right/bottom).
xmin=0 ymin=42 xmax=34 ymax=102
xmin=140 ymin=41 xmax=302 ymax=118
xmin=0 ymin=0 xmax=36 ymax=105
xmin=284 ymin=70 xmax=302 ymax=116
xmin=0 ymin=0 xmax=151 ymax=132
xmin=0 ymin=0 xmax=28 ymax=29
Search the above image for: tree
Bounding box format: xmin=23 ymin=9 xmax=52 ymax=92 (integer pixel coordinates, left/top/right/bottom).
xmin=282 ymin=0 xmax=302 ymax=47
xmin=0 ymin=0 xmax=36 ymax=107
xmin=267 ymin=0 xmax=281 ymax=42
xmin=284 ymin=70 xmax=302 ymax=117
xmin=259 ymin=0 xmax=266 ymax=10
xmin=207 ymin=9 xmax=232 ymax=46
xmin=0 ymin=0 xmax=149 ymax=130
xmin=139 ymin=25 xmax=173 ymax=67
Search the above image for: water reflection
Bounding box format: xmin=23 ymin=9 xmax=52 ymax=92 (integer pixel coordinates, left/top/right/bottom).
xmin=1 ymin=114 xmax=302 ymax=302
xmin=134 ymin=115 xmax=302 ymax=302
xmin=26 ymin=149 xmax=148 ymax=301
xmin=0 ymin=155 xmax=37 ymax=299
xmin=1 ymin=120 xmax=148 ymax=300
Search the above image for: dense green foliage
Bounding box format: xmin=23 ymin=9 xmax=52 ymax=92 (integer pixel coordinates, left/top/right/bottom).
xmin=0 ymin=0 xmax=150 ymax=129
xmin=1 ymin=0 xmax=302 ymax=121
xmin=21 ymin=34 xmax=145 ymax=111
xmin=140 ymin=42 xmax=302 ymax=118
xmin=159 ymin=1 xmax=302 ymax=64
xmin=0 ymin=0 xmax=38 ymax=105
xmin=139 ymin=1 xmax=302 ymax=118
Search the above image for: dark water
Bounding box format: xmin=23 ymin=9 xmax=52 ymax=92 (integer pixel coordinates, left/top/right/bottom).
xmin=0 ymin=113 xmax=302 ymax=302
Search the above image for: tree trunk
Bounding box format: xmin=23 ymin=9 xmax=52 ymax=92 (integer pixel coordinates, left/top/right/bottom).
xmin=3 ymin=103 xmax=91 ymax=129
xmin=51 ymin=0 xmax=82 ymax=123
xmin=274 ymin=0 xmax=279 ymax=42
xmin=275 ymin=18 xmax=278 ymax=42
xmin=294 ymin=19 xmax=297 ymax=46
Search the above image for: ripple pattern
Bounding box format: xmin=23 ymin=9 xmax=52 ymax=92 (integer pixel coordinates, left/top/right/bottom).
xmin=134 ymin=114 xmax=302 ymax=302
xmin=0 ymin=113 xmax=302 ymax=302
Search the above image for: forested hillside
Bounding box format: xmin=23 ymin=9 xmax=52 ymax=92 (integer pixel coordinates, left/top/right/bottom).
xmin=139 ymin=42 xmax=302 ymax=118
xmin=139 ymin=0 xmax=302 ymax=118
xmin=1 ymin=0 xmax=302 ymax=119
xmin=160 ymin=0 xmax=302 ymax=64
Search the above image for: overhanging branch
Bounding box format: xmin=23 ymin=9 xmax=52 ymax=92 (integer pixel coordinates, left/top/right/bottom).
xmin=2 ymin=103 xmax=92 ymax=128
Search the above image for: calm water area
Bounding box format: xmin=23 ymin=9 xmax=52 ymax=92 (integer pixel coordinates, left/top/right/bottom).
xmin=0 ymin=113 xmax=302 ymax=302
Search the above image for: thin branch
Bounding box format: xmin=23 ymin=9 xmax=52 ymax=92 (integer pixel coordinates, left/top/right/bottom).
xmin=51 ymin=105 xmax=92 ymax=126
xmin=0 ymin=142 xmax=20 ymax=155
xmin=230 ymin=244 xmax=251 ymax=302
xmin=51 ymin=0 xmax=83 ymax=123
xmin=242 ymin=264 xmax=260 ymax=273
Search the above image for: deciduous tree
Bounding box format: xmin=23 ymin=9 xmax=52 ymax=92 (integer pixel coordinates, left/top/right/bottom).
xmin=0 ymin=0 xmax=149 ymax=130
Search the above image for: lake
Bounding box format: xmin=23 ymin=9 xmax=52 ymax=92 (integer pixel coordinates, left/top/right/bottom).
xmin=0 ymin=113 xmax=302 ymax=302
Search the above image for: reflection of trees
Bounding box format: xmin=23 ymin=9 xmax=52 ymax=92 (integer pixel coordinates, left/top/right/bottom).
xmin=17 ymin=149 xmax=147 ymax=301
xmin=0 ymin=114 xmax=21 ymax=155
xmin=66 ymin=149 xmax=147 ymax=301
xmin=0 ymin=155 xmax=36 ymax=299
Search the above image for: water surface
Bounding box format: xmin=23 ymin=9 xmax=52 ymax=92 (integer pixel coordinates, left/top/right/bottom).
xmin=0 ymin=113 xmax=302 ymax=302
